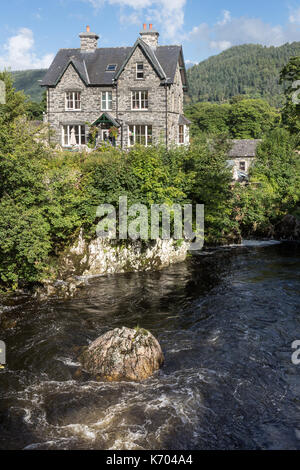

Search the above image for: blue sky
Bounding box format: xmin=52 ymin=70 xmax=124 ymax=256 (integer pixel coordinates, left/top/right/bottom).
xmin=0 ymin=0 xmax=299 ymax=70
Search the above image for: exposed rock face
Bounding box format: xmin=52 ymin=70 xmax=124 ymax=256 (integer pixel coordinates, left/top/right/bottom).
xmin=80 ymin=327 xmax=164 ymax=382
xmin=63 ymin=231 xmax=189 ymax=278
xmin=274 ymin=215 xmax=300 ymax=241
xmin=35 ymin=234 xmax=189 ymax=299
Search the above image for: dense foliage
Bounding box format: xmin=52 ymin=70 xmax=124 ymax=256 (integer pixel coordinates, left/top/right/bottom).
xmin=280 ymin=56 xmax=300 ymax=135
xmin=185 ymin=99 xmax=280 ymax=138
xmin=233 ymin=128 xmax=300 ymax=236
xmin=187 ymin=42 xmax=300 ymax=107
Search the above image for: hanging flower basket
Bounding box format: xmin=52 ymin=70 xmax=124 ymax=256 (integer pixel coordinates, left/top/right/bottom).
xmin=109 ymin=126 xmax=118 ymax=139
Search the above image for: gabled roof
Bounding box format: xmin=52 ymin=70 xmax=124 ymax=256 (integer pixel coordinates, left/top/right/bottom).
xmin=92 ymin=112 xmax=120 ymax=127
xmin=41 ymin=43 xmax=187 ymax=88
xmin=228 ymin=139 xmax=262 ymax=158
xmin=114 ymin=38 xmax=166 ymax=81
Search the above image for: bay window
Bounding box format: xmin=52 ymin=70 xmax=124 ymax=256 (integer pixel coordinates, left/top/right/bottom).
xmin=129 ymin=125 xmax=152 ymax=146
xmin=101 ymin=91 xmax=113 ymax=111
xmin=62 ymin=125 xmax=86 ymax=146
xmin=131 ymin=90 xmax=148 ymax=110
xmin=65 ymin=92 xmax=81 ymax=111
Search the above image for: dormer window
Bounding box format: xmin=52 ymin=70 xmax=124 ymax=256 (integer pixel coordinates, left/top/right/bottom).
xmin=106 ymin=64 xmax=117 ymax=72
xmin=65 ymin=92 xmax=81 ymax=111
xmin=136 ymin=63 xmax=144 ymax=79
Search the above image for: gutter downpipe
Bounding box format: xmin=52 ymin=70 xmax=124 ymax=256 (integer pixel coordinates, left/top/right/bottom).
xmin=165 ymin=81 xmax=168 ymax=150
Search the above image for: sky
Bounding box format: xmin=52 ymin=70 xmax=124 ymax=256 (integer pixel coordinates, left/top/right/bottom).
xmin=0 ymin=0 xmax=299 ymax=70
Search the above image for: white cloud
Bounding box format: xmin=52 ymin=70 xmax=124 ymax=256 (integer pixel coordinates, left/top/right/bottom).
xmin=210 ymin=40 xmax=232 ymax=51
xmin=187 ymin=10 xmax=300 ymax=53
xmin=0 ymin=28 xmax=54 ymax=71
xmin=289 ymin=7 xmax=300 ymax=24
xmin=84 ymin=0 xmax=187 ymax=40
xmin=217 ymin=10 xmax=231 ymax=26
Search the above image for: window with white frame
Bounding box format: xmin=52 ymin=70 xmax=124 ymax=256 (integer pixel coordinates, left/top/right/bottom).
xmin=62 ymin=125 xmax=86 ymax=146
xmin=101 ymin=91 xmax=113 ymax=111
xmin=131 ymin=90 xmax=148 ymax=110
xmin=129 ymin=125 xmax=152 ymax=146
xmin=136 ymin=63 xmax=144 ymax=79
xmin=179 ymin=125 xmax=185 ymax=144
xmin=65 ymin=92 xmax=81 ymax=111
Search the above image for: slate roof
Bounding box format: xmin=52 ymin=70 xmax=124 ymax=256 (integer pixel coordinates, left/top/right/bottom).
xmin=228 ymin=139 xmax=262 ymax=158
xmin=41 ymin=40 xmax=186 ymax=88
xmin=179 ymin=114 xmax=191 ymax=126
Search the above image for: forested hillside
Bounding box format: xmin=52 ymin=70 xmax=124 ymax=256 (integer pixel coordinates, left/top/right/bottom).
xmin=187 ymin=42 xmax=300 ymax=107
xmin=12 ymin=69 xmax=46 ymax=102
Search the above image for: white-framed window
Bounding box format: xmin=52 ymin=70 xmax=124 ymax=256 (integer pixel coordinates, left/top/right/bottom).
xmin=129 ymin=125 xmax=152 ymax=146
xmin=131 ymin=91 xmax=148 ymax=110
xmin=62 ymin=125 xmax=86 ymax=146
xmin=65 ymin=92 xmax=81 ymax=111
xmin=179 ymin=125 xmax=185 ymax=144
xmin=239 ymin=161 xmax=246 ymax=171
xmin=136 ymin=63 xmax=144 ymax=79
xmin=101 ymin=91 xmax=113 ymax=111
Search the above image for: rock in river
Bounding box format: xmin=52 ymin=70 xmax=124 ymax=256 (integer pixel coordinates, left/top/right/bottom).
xmin=80 ymin=327 xmax=164 ymax=382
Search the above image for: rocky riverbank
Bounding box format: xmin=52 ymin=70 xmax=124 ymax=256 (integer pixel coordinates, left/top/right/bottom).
xmin=35 ymin=232 xmax=190 ymax=299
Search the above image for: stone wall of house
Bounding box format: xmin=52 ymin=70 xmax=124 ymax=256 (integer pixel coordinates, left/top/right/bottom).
xmin=47 ymin=64 xmax=119 ymax=146
xmin=46 ymin=47 xmax=188 ymax=149
xmin=117 ymin=45 xmax=167 ymax=147
xmin=166 ymin=62 xmax=187 ymax=146
xmin=232 ymin=157 xmax=255 ymax=180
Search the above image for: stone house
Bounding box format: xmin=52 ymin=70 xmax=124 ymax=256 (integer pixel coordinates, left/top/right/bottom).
xmin=227 ymin=139 xmax=262 ymax=181
xmin=41 ymin=24 xmax=190 ymax=149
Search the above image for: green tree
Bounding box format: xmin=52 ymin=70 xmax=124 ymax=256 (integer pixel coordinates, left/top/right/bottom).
xmin=280 ymin=56 xmax=300 ymax=135
xmin=0 ymin=71 xmax=26 ymax=124
xmin=185 ymin=102 xmax=231 ymax=136
xmin=234 ymin=127 xmax=300 ymax=236
xmin=229 ymin=99 xmax=279 ymax=138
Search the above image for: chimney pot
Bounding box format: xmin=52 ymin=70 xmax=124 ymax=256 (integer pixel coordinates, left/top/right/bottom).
xmin=79 ymin=26 xmax=99 ymax=52
xmin=140 ymin=24 xmax=159 ymax=48
xmin=143 ymin=23 xmax=147 ymax=30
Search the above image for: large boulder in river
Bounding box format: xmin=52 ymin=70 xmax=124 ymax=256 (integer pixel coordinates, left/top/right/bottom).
xmin=80 ymin=327 xmax=164 ymax=382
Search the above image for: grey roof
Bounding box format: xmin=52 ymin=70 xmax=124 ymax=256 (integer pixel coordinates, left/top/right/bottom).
xmin=179 ymin=114 xmax=191 ymax=126
xmin=41 ymin=41 xmax=185 ymax=87
xmin=228 ymin=139 xmax=262 ymax=158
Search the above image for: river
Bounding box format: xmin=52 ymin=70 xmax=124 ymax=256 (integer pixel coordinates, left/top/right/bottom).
xmin=0 ymin=241 xmax=299 ymax=450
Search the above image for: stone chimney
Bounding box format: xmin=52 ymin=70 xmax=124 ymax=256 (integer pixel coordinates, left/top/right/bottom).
xmin=140 ymin=24 xmax=159 ymax=49
xmin=79 ymin=26 xmax=99 ymax=52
